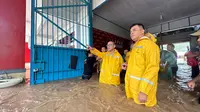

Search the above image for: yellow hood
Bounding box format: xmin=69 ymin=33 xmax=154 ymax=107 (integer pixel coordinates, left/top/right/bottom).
xmin=145 ymin=33 xmax=157 ymax=43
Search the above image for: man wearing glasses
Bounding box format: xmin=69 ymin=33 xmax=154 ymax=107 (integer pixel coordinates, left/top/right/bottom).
xmin=87 ymin=41 xmax=123 ymax=85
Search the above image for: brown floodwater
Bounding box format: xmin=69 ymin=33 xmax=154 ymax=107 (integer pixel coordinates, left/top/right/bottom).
xmin=0 ymin=60 xmax=200 ymax=112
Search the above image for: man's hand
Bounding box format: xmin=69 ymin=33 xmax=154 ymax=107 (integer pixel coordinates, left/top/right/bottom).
xmin=87 ymin=45 xmax=93 ymax=50
xmin=187 ymin=80 xmax=196 ymax=89
xmin=122 ymin=63 xmax=127 ymax=70
xmin=138 ymin=92 xmax=148 ymax=103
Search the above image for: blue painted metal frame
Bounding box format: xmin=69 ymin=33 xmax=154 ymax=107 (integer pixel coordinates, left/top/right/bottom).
xmin=80 ymin=0 xmax=89 ymax=4
xmin=36 ymin=4 xmax=87 ymax=10
xmin=30 ymin=0 xmax=93 ymax=85
xmin=35 ymin=10 xmax=87 ymax=48
xmin=30 ymin=0 xmax=36 ymax=85
xmin=32 ymin=46 xmax=86 ymax=84
xmin=88 ymin=0 xmax=93 ymax=46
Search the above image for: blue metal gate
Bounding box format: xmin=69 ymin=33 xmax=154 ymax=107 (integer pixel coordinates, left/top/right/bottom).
xmin=30 ymin=0 xmax=93 ymax=85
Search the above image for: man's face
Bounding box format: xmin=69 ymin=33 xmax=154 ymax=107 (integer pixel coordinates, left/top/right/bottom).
xmin=130 ymin=25 xmax=144 ymax=42
xmin=107 ymin=42 xmax=115 ymax=52
xmin=101 ymin=47 xmax=106 ymax=52
xmin=124 ymin=50 xmax=128 ymax=55
xmin=167 ymin=45 xmax=173 ymax=51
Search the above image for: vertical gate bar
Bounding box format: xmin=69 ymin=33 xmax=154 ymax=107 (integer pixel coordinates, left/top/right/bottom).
xmin=67 ymin=0 xmax=70 ymax=78
xmin=87 ymin=5 xmax=88 ymax=46
xmin=36 ymin=0 xmax=39 ymax=80
xmin=78 ymin=2 xmax=79 ymax=74
xmin=47 ymin=0 xmax=49 ymax=80
xmin=73 ymin=0 xmax=74 ymax=76
xmin=41 ymin=0 xmax=44 ymax=80
xmin=41 ymin=0 xmax=43 ymax=46
xmin=73 ymin=1 xmax=74 ymax=49
xmin=76 ymin=1 xmax=78 ymax=49
xmin=67 ymin=0 xmax=70 ymax=49
xmin=57 ymin=0 xmax=59 ymax=79
xmin=61 ymin=1 xmax=63 ymax=48
xmin=35 ymin=0 xmax=38 ymax=81
xmin=64 ymin=0 xmax=67 ymax=79
xmin=67 ymin=0 xmax=68 ymax=78
xmin=83 ymin=4 xmax=85 ymax=47
xmin=84 ymin=5 xmax=86 ymax=49
xmin=61 ymin=0 xmax=64 ymax=78
xmin=31 ymin=0 xmax=36 ymax=85
xmin=35 ymin=0 xmax=37 ymax=46
xmin=78 ymin=3 xmax=81 ymax=49
xmin=34 ymin=0 xmax=38 ymax=84
xmin=82 ymin=5 xmax=84 ymax=49
xmin=52 ymin=0 xmax=54 ymax=80
xmin=76 ymin=1 xmax=77 ymax=49
xmin=85 ymin=5 xmax=86 ymax=46
xmin=69 ymin=0 xmax=72 ymax=78
xmin=88 ymin=0 xmax=93 ymax=46
xmin=70 ymin=0 xmax=76 ymax=77
xmin=69 ymin=0 xmax=72 ymax=77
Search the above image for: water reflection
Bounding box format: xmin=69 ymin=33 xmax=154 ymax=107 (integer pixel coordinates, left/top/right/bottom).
xmin=176 ymin=59 xmax=193 ymax=91
xmin=0 ymin=59 xmax=200 ymax=112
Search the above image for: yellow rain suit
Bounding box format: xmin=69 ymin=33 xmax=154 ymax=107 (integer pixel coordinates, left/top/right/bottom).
xmin=125 ymin=36 xmax=160 ymax=107
xmin=91 ymin=48 xmax=123 ymax=85
xmin=145 ymin=33 xmax=157 ymax=43
xmin=125 ymin=51 xmax=131 ymax=62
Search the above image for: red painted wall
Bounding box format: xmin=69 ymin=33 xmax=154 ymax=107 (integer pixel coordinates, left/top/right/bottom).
xmin=25 ymin=43 xmax=30 ymax=63
xmin=93 ymin=28 xmax=131 ymax=54
xmin=0 ymin=0 xmax=26 ymax=70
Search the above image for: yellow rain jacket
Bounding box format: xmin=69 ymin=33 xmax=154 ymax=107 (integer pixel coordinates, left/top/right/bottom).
xmin=91 ymin=48 xmax=123 ymax=85
xmin=145 ymin=33 xmax=157 ymax=43
xmin=125 ymin=36 xmax=160 ymax=107
xmin=125 ymin=51 xmax=131 ymax=62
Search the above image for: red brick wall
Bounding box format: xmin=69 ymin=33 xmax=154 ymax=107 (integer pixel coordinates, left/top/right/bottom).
xmin=93 ymin=28 xmax=131 ymax=54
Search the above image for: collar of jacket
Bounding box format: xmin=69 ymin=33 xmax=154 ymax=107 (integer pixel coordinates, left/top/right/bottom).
xmin=139 ymin=36 xmax=150 ymax=41
xmin=134 ymin=36 xmax=150 ymax=45
xmin=107 ymin=49 xmax=118 ymax=55
xmin=132 ymin=36 xmax=150 ymax=49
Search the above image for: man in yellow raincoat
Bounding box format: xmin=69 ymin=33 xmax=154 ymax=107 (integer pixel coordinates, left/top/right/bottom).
xmin=123 ymin=23 xmax=160 ymax=107
xmin=87 ymin=41 xmax=123 ymax=85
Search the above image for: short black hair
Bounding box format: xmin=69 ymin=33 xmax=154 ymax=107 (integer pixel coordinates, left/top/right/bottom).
xmin=130 ymin=23 xmax=145 ymax=30
xmin=168 ymin=44 xmax=175 ymax=48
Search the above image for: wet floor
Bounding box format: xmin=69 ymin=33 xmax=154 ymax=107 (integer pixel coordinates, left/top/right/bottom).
xmin=1 ymin=59 xmax=200 ymax=112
